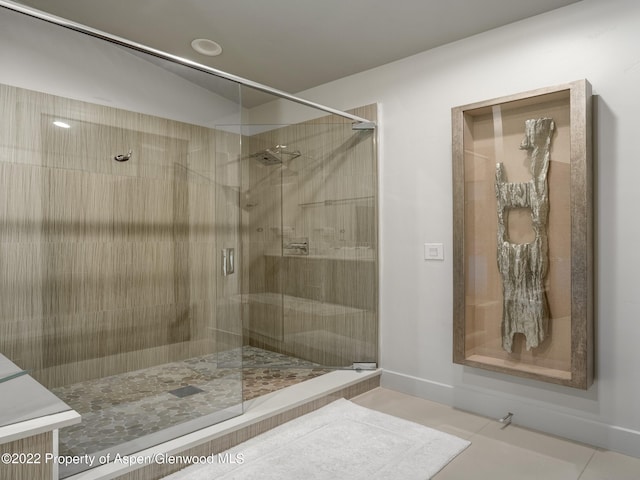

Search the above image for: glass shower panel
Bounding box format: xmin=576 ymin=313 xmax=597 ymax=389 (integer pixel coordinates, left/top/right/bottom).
xmin=240 ymin=111 xmax=378 ymax=372
xmin=0 ymin=6 xmax=243 ymax=477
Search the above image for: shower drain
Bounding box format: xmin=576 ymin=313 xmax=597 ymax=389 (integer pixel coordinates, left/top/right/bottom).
xmin=168 ymin=385 xmax=205 ymax=398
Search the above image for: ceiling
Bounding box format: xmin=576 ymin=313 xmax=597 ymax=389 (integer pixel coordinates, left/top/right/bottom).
xmin=13 ymin=0 xmax=581 ymax=107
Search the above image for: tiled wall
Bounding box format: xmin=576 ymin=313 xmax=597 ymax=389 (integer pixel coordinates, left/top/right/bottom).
xmin=0 ymin=84 xmax=239 ymax=388
xmin=0 ymin=83 xmax=377 ymax=384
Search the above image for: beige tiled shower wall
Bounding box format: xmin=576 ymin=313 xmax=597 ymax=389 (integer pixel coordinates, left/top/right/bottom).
xmin=243 ymin=105 xmax=378 ymax=366
xmin=0 ymin=84 xmax=240 ymax=388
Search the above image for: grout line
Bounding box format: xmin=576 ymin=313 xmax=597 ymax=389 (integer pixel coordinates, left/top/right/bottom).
xmin=576 ymin=448 xmax=598 ymax=480
xmin=466 ymin=417 xmax=493 ymax=439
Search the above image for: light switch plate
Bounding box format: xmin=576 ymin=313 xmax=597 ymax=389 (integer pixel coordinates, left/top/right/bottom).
xmin=424 ymin=243 xmax=444 ymax=260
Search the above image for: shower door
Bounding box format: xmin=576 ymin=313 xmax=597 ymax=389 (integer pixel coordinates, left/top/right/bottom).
xmin=0 ymin=7 xmax=245 ymax=477
xmin=240 ymin=109 xmax=378 ymax=378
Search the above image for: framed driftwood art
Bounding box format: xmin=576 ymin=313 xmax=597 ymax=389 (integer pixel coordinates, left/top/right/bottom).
xmin=452 ymin=80 xmax=593 ymax=389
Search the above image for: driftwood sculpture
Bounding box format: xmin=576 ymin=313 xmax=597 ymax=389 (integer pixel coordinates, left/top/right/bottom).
xmin=495 ymin=118 xmax=554 ymax=352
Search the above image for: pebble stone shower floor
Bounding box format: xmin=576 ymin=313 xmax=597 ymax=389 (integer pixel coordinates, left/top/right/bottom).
xmin=52 ymin=347 xmax=331 ymax=457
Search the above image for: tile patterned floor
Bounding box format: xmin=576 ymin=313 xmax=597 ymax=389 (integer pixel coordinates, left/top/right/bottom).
xmin=352 ymin=388 xmax=640 ymax=480
xmin=53 ymin=347 xmax=332 ymax=457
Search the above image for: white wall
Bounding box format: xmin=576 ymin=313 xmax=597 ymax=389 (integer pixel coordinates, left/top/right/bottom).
xmin=255 ymin=0 xmax=640 ymax=457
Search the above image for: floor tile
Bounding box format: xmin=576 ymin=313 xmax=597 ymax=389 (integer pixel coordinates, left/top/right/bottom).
xmin=476 ymin=420 xmax=596 ymax=466
xmin=579 ymin=449 xmax=640 ymax=480
xmin=353 ymin=387 xmax=601 ymax=480
xmin=352 ymin=387 xmax=490 ymax=439
xmin=432 ymin=434 xmax=592 ymax=480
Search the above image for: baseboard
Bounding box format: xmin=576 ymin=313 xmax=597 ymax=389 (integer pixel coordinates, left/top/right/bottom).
xmin=381 ymin=369 xmax=640 ymax=459
xmin=380 ymin=369 xmax=455 ymax=405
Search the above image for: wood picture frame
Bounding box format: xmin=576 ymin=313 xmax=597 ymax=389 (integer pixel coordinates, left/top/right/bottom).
xmin=452 ymin=80 xmax=593 ymax=389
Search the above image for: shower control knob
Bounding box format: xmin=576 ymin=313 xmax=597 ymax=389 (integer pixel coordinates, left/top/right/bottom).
xmin=114 ymin=150 xmax=132 ymax=162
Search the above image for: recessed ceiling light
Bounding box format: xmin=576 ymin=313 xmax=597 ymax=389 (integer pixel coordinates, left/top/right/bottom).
xmin=191 ymin=38 xmax=222 ymax=57
xmin=53 ymin=121 xmax=70 ymax=128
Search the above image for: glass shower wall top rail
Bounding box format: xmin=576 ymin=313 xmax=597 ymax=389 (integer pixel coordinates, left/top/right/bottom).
xmin=0 ymin=0 xmax=376 ymax=130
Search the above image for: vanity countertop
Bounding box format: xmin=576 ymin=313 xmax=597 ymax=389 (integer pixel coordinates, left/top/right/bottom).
xmin=0 ymin=354 xmax=80 ymax=444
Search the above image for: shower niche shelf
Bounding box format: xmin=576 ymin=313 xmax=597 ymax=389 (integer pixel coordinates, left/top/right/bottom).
xmin=299 ymin=195 xmax=374 ymax=207
xmin=451 ymin=80 xmax=594 ymax=389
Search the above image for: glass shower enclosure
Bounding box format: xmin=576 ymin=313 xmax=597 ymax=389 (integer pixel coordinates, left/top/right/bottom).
xmin=238 ymin=118 xmax=378 ymax=369
xmin=0 ymin=3 xmax=377 ymax=478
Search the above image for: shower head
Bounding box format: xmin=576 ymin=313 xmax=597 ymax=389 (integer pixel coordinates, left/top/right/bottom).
xmin=251 ymin=145 xmax=301 ymax=166
xmin=253 ymin=148 xmax=282 ymax=166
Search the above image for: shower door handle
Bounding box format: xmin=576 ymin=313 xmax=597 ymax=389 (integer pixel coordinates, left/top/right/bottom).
xmin=222 ymin=248 xmax=235 ymax=276
xmin=228 ymin=248 xmax=235 ymax=274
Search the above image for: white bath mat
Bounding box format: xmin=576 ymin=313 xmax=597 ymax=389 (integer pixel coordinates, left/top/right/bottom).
xmin=162 ymin=398 xmax=470 ymax=480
